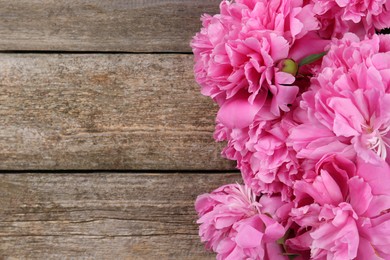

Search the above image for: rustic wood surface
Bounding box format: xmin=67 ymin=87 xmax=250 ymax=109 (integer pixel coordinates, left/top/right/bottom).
xmin=0 ymin=0 xmax=220 ymax=52
xmin=0 ymin=53 xmax=234 ymax=170
xmin=0 ymin=173 xmax=240 ymax=259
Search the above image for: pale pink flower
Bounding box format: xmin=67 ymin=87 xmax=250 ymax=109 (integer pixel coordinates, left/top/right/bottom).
xmin=191 ymin=0 xmax=325 ymax=116
xmin=289 ymin=33 xmax=390 ymax=165
xmin=311 ymin=0 xmax=390 ymax=38
xmin=195 ymin=184 xmax=290 ymax=259
xmin=195 ymin=184 xmax=258 ymax=252
xmin=288 ymin=155 xmax=390 ymax=259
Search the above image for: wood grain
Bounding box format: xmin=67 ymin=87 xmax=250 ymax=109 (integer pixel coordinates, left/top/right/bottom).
xmin=0 ymin=53 xmax=234 ymax=170
xmin=0 ymin=0 xmax=219 ymax=52
xmin=0 ymin=172 xmax=241 ymax=259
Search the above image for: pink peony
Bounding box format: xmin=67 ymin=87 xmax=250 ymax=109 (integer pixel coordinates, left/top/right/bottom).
xmin=311 ymin=0 xmax=390 ymax=38
xmin=191 ymin=0 xmax=326 ymax=116
xmin=289 ymin=33 xmax=390 ymax=165
xmin=215 ymin=100 xmax=300 ymax=200
xmin=191 ymin=1 xmax=390 ymax=259
xmin=195 ymin=183 xmax=291 ymax=259
xmin=288 ymin=155 xmax=390 ymax=259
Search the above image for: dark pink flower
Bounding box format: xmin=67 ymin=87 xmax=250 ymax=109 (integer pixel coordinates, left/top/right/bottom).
xmin=191 ymin=0 xmax=324 ymax=116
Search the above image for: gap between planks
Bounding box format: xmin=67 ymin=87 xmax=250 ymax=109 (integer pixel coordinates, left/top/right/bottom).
xmin=0 ymin=50 xmax=194 ymax=55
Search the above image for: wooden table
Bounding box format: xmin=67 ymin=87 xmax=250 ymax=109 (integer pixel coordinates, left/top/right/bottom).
xmin=0 ymin=1 xmax=240 ymax=258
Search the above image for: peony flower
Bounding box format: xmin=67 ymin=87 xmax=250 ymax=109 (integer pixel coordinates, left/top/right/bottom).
xmin=241 ymin=114 xmax=300 ymax=200
xmin=215 ymin=99 xmax=300 ymax=200
xmin=288 ymin=155 xmax=390 ymax=259
xmin=195 ymin=183 xmax=290 ymax=259
xmin=289 ymin=33 xmax=390 ymax=165
xmin=311 ymin=0 xmax=390 ymax=38
xmin=191 ymin=0 xmax=326 ymax=116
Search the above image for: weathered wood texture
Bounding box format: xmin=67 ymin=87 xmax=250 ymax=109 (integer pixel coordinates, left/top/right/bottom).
xmin=0 ymin=0 xmax=219 ymax=52
xmin=0 ymin=53 xmax=234 ymax=170
xmin=0 ymin=172 xmax=240 ymax=259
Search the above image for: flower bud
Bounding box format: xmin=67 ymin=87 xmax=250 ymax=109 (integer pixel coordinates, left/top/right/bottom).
xmin=277 ymin=59 xmax=298 ymax=76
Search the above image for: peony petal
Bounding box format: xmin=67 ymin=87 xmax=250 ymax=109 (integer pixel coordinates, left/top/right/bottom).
xmin=268 ymin=33 xmax=289 ymax=62
xmin=356 ymin=237 xmax=383 ymax=260
xmin=357 ymin=159 xmax=390 ymax=195
xmin=348 ymin=177 xmax=373 ymax=216
xmin=289 ymin=32 xmax=330 ymax=62
xmin=320 ymin=170 xmax=344 ymax=205
xmin=235 ymin=224 xmax=264 ymax=248
xmin=328 ymin=97 xmax=364 ymax=137
xmin=217 ymin=92 xmax=266 ymax=129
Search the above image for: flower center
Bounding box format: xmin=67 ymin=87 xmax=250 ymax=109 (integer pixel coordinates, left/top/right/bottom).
xmin=366 ymin=125 xmax=390 ymax=160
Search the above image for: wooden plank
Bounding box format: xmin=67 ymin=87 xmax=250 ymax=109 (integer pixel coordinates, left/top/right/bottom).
xmin=0 ymin=54 xmax=234 ymax=170
xmin=0 ymin=0 xmax=219 ymax=52
xmin=0 ymin=172 xmax=241 ymax=259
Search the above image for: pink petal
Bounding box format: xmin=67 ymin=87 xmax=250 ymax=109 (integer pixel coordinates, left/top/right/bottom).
xmin=328 ymin=97 xmax=364 ymax=137
xmin=289 ymin=32 xmax=330 ymax=62
xmin=217 ymin=92 xmax=266 ymax=129
xmin=268 ymin=33 xmax=289 ymax=62
xmin=235 ymin=224 xmax=264 ymax=248
xmin=357 ymin=159 xmax=390 ymax=195
xmin=348 ymin=177 xmax=373 ymax=216
xmin=356 ymin=237 xmax=383 ymax=260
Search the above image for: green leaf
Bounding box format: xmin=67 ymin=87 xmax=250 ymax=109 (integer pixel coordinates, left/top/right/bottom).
xmin=276 ymin=229 xmax=300 ymax=260
xmin=298 ymin=51 xmax=327 ymax=67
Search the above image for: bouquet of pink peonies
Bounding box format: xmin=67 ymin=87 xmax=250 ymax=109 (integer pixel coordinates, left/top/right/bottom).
xmin=191 ymin=0 xmax=390 ymax=259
